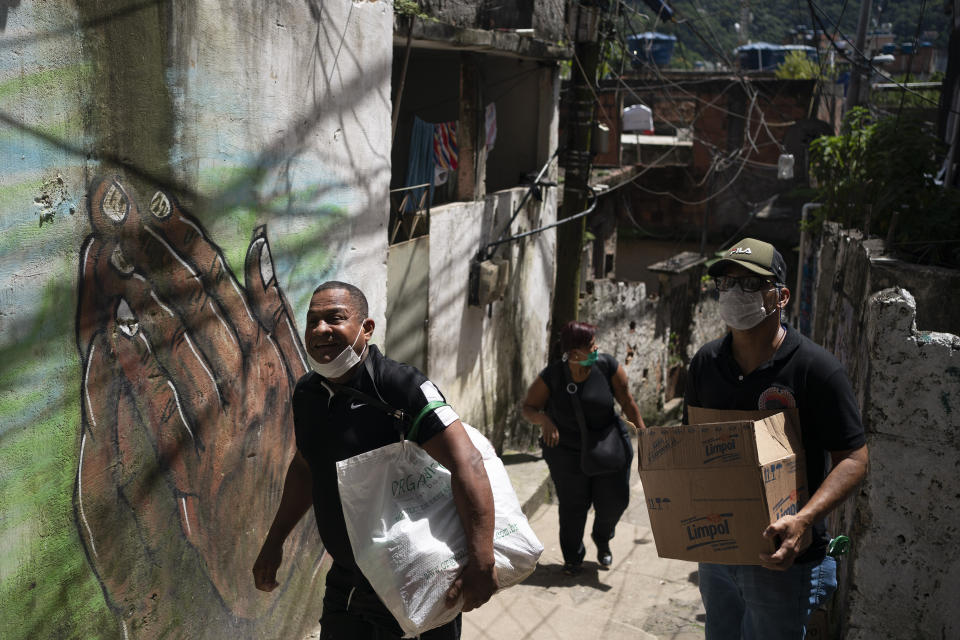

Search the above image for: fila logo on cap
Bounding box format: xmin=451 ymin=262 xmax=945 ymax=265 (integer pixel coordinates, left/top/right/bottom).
xmin=730 ymin=247 xmax=752 ymax=255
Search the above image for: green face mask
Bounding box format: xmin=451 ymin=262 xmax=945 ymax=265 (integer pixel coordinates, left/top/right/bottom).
xmin=576 ymin=349 xmax=599 ymax=367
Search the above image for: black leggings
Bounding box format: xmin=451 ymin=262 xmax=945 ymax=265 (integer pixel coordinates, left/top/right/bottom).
xmin=319 ymin=563 xmax=462 ymax=640
xmin=541 ymin=432 xmax=633 ymax=564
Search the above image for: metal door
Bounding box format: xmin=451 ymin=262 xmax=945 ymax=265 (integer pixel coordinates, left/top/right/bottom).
xmin=385 ymin=235 xmax=429 ymax=373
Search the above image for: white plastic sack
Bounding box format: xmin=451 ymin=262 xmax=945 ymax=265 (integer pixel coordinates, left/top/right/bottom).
xmin=336 ymin=423 xmax=543 ymax=637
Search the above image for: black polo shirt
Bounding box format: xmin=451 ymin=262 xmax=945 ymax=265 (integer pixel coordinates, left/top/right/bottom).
xmin=293 ymin=345 xmax=459 ymax=575
xmin=540 ymin=353 xmax=620 ymax=451
xmin=683 ymin=324 xmax=865 ymax=562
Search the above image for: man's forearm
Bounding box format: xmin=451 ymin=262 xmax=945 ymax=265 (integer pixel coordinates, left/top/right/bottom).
xmin=266 ymin=453 xmax=314 ymax=543
xmin=254 ymin=452 xmax=314 ymax=591
xmin=797 ymin=445 xmax=869 ymax=529
xmin=449 ymin=454 xmax=495 ymax=566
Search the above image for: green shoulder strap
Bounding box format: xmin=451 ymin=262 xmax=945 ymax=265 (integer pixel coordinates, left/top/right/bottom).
xmin=407 ymin=400 xmax=450 ymax=443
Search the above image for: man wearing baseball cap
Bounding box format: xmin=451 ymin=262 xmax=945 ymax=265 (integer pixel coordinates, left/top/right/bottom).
xmin=683 ymin=238 xmax=869 ymax=639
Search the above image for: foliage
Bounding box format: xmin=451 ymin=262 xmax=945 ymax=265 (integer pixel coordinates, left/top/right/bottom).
xmin=393 ymin=0 xmax=430 ymax=20
xmin=808 ymin=107 xmax=960 ymax=267
xmin=872 ymin=72 xmax=944 ymax=109
xmin=652 ymin=1 xmax=949 ymax=68
xmin=775 ymin=50 xmax=820 ymax=79
xmin=599 ymin=33 xmax=630 ymax=79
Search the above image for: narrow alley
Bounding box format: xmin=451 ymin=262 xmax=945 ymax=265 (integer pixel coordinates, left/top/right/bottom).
xmin=462 ymin=460 xmax=706 ymax=640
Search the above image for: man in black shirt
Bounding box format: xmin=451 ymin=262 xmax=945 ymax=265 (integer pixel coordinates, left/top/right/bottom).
xmin=683 ymin=238 xmax=868 ymax=639
xmin=252 ymin=282 xmax=497 ymax=639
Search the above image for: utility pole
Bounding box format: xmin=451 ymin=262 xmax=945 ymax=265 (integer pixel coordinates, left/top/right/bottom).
xmin=550 ymin=1 xmax=607 ymax=361
xmin=938 ymin=0 xmax=959 ymax=188
xmin=738 ymin=0 xmax=750 ymax=46
xmin=844 ymin=0 xmax=873 ymax=113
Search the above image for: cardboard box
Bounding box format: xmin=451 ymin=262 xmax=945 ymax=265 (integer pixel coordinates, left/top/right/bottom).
xmin=637 ymin=408 xmax=808 ymax=564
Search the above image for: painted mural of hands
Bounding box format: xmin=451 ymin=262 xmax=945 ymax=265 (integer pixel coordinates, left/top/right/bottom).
xmin=74 ymin=176 xmax=315 ymax=623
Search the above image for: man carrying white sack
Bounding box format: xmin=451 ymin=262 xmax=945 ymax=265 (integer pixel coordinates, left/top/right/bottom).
xmin=253 ymin=281 xmax=498 ymax=639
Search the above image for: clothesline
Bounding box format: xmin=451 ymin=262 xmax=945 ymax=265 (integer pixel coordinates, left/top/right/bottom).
xmin=403 ymin=103 xmax=498 ymax=211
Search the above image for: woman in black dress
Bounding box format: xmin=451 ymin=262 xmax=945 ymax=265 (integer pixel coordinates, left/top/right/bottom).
xmin=521 ymin=321 xmax=645 ymax=575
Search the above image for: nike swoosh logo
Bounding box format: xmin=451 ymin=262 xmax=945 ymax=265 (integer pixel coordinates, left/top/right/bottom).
xmin=350 ymin=401 xmax=366 ymax=410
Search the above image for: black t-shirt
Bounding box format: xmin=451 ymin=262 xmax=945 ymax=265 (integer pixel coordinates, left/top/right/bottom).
xmin=293 ymin=345 xmax=459 ymax=575
xmin=683 ymin=324 xmax=865 ymax=562
xmin=539 ymin=353 xmax=620 ymax=450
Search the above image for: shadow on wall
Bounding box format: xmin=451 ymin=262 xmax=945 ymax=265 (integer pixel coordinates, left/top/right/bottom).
xmin=73 ymin=177 xmax=326 ymax=637
xmin=0 ymin=1 xmax=21 ymax=31
xmin=2 ymin=2 xmax=388 ymax=636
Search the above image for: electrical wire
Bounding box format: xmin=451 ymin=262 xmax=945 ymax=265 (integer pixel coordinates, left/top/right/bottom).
xmin=479 ymin=187 xmax=599 ymax=254
xmin=483 ymin=148 xmax=561 ymax=260
xmin=479 ymin=139 xmax=703 ymax=254
xmin=617 ymin=74 xmax=768 ymax=206
xmin=806 ymin=0 xmax=959 ymax=115
xmin=556 ymin=1 xmax=833 ymax=210
xmin=620 ymin=191 xmax=679 ymax=239
xmin=563 ymin=23 xmax=615 ymax=126
xmin=896 ymin=0 xmax=928 ymax=119
xmin=620 ymin=4 xmax=788 ymax=155
xmin=630 ymin=152 xmax=752 ymax=205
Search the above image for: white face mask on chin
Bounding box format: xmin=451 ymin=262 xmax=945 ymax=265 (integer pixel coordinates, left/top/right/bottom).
xmin=718 ymin=287 xmax=778 ymax=331
xmin=308 ymin=325 xmax=366 ymax=378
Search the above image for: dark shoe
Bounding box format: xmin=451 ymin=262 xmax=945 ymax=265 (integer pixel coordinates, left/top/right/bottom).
xmin=562 ymin=544 xmax=587 ymax=576
xmin=596 ymin=540 xmax=613 ymax=568
xmin=598 ymin=548 xmax=613 ymax=568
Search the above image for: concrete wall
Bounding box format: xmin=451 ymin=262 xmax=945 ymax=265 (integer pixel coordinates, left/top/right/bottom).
xmin=0 ymin=2 xmax=391 ymax=638
xmin=579 ymin=277 xmax=724 ymax=423
xmin=427 ymin=186 xmax=558 ymax=452
xmin=579 ymin=279 xmax=665 ymax=418
xmin=417 ymin=0 xmax=566 ymax=41
xmin=809 ymin=226 xmax=960 ymax=639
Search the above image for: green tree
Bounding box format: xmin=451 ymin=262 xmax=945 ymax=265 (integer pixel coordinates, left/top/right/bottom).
xmin=775 ymin=50 xmax=819 ymax=79
xmin=808 ymin=107 xmax=960 ymax=267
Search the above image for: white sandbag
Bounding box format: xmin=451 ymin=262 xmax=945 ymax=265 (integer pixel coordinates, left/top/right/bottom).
xmin=336 ymin=423 xmax=543 ymax=637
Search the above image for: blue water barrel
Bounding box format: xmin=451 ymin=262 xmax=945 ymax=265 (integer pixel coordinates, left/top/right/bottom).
xmin=627 ymin=32 xmax=677 ymax=67
xmin=734 ymin=43 xmax=815 ymax=71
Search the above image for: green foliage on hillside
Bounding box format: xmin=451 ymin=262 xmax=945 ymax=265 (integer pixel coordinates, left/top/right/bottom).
xmin=808 ymin=107 xmax=960 ymax=268
xmin=623 ymin=0 xmax=950 ymax=67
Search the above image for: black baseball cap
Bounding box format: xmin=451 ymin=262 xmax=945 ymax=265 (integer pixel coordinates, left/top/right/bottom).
xmin=707 ymin=237 xmax=788 ymax=284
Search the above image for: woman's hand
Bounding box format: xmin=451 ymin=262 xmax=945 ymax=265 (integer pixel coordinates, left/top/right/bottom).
xmin=539 ymin=417 xmax=560 ymax=447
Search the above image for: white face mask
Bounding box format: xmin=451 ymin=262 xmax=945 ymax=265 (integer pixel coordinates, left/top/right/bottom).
xmin=307 ymin=325 xmax=366 ymax=378
xmin=718 ymin=287 xmax=779 ymax=330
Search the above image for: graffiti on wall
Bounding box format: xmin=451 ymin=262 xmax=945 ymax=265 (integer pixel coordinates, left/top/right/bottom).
xmin=73 ymin=176 xmax=323 ymax=635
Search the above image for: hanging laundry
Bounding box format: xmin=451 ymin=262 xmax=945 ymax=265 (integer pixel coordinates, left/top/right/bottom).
xmin=485 ymin=102 xmax=497 ymax=151
xmin=428 ymin=103 xmax=495 ymax=187
xmin=433 ymin=121 xmax=458 ymax=171
xmin=432 ymin=120 xmax=457 ymax=186
xmin=403 ymin=116 xmax=436 ymax=212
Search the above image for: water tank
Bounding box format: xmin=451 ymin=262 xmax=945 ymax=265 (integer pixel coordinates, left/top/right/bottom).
xmin=627 ymin=32 xmax=677 ymax=68
xmin=622 ymin=104 xmax=654 ymax=134
xmin=734 ymin=43 xmax=815 ymax=71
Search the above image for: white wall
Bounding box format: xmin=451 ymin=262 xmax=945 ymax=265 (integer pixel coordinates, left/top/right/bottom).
xmin=809 ymin=226 xmax=960 ymax=639
xmin=0 ymin=2 xmax=391 ymax=638
xmin=843 ymin=289 xmax=960 ymax=640
xmin=427 ymin=187 xmax=557 ymax=450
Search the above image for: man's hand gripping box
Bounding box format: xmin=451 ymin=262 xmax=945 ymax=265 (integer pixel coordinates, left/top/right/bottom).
xmin=637 ymin=408 xmax=808 ymax=564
